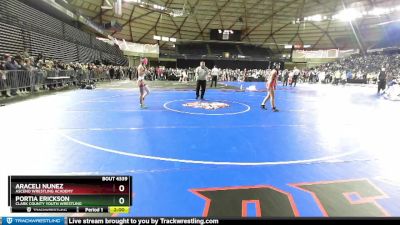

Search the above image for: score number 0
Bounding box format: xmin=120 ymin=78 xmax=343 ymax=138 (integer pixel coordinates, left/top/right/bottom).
xmin=118 ymin=185 xmax=126 ymax=205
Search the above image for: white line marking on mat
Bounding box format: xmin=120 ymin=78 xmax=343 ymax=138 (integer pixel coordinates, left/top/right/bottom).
xmin=163 ymin=99 xmax=251 ymax=116
xmin=60 ymin=132 xmax=360 ymax=166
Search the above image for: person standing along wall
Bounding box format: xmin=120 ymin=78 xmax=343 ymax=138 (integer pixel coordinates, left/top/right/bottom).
xmin=210 ymin=66 xmax=219 ymax=88
xmin=282 ymin=69 xmax=289 ymax=86
xmin=378 ymin=68 xmax=387 ymax=94
xmin=291 ymin=67 xmax=300 ymax=87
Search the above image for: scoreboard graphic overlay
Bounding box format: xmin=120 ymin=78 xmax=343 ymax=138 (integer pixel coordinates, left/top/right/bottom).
xmin=8 ymin=176 xmax=132 ymax=213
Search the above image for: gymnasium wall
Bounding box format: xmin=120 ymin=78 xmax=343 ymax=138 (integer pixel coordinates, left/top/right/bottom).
xmin=177 ymin=59 xmax=283 ymax=70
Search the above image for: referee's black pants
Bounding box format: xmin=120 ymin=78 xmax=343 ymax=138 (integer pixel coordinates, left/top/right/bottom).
xmin=378 ymin=81 xmax=386 ymax=94
xmin=210 ymin=76 xmax=218 ymax=87
xmin=196 ymin=80 xmax=206 ymax=99
xmin=292 ymin=75 xmax=298 ymax=87
xmin=283 ymin=77 xmax=288 ymax=86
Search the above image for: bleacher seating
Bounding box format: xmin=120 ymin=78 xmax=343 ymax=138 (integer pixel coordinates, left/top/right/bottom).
xmin=64 ymin=23 xmax=91 ymax=46
xmin=102 ymin=53 xmax=116 ymax=64
xmin=78 ymin=46 xmax=101 ymax=63
xmin=4 ymin=0 xmax=64 ymax=37
xmin=175 ymin=42 xmax=272 ymax=60
xmin=116 ymin=57 xmax=128 ymax=66
xmin=0 ymin=21 xmax=25 ymax=56
xmin=177 ymin=43 xmax=208 ymax=55
xmin=239 ymin=45 xmax=272 ymax=58
xmin=0 ymin=0 xmax=127 ymax=65
xmin=209 ymin=43 xmax=240 ymax=56
xmin=31 ymin=31 xmax=79 ymax=63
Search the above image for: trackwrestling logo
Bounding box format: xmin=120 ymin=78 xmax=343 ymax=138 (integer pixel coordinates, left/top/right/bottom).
xmin=183 ymin=101 xmax=229 ymax=110
xmin=2 ymin=217 xmax=64 ymax=225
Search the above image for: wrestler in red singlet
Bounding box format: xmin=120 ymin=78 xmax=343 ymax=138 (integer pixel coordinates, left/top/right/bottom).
xmin=261 ymin=65 xmax=279 ymax=112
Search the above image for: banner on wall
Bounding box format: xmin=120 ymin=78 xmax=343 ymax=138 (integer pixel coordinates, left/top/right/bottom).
xmin=338 ymin=49 xmax=360 ymax=58
xmin=96 ymin=37 xmax=159 ymax=58
xmin=292 ymin=49 xmax=339 ymax=59
xmin=120 ymin=40 xmax=159 ymax=55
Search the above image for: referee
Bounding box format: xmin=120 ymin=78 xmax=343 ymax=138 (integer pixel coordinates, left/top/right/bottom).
xmin=210 ymin=65 xmax=219 ymax=87
xmin=195 ymin=61 xmax=209 ymax=100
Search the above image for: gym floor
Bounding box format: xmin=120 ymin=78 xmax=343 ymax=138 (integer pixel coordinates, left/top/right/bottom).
xmin=1 ymin=81 xmax=399 ymax=217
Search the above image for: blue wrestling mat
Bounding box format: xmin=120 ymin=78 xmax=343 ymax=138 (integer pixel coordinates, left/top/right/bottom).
xmin=0 ymin=82 xmax=399 ymax=217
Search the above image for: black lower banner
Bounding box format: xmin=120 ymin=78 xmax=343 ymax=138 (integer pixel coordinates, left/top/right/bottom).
xmin=67 ymin=217 xmax=400 ymax=225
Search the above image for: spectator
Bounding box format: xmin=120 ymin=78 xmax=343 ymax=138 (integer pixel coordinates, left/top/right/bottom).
xmin=21 ymin=58 xmax=34 ymax=92
xmin=4 ymin=54 xmax=18 ymax=96
xmin=0 ymin=57 xmax=11 ymax=97
xmin=210 ymin=66 xmax=219 ymax=87
xmin=282 ymin=69 xmax=289 ymax=86
xmin=378 ymin=67 xmax=387 ymax=94
xmin=291 ymin=67 xmax=300 ymax=87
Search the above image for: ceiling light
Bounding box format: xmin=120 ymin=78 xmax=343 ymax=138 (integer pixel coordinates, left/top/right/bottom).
xmin=162 ymin=36 xmax=169 ymax=41
xmin=170 ymin=38 xmax=176 ymax=42
xmin=311 ymin=14 xmax=322 ymax=22
xmin=368 ymin=8 xmax=389 ymax=16
xmin=153 ymin=35 xmax=161 ymax=40
xmin=333 ymin=8 xmax=362 ymax=21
